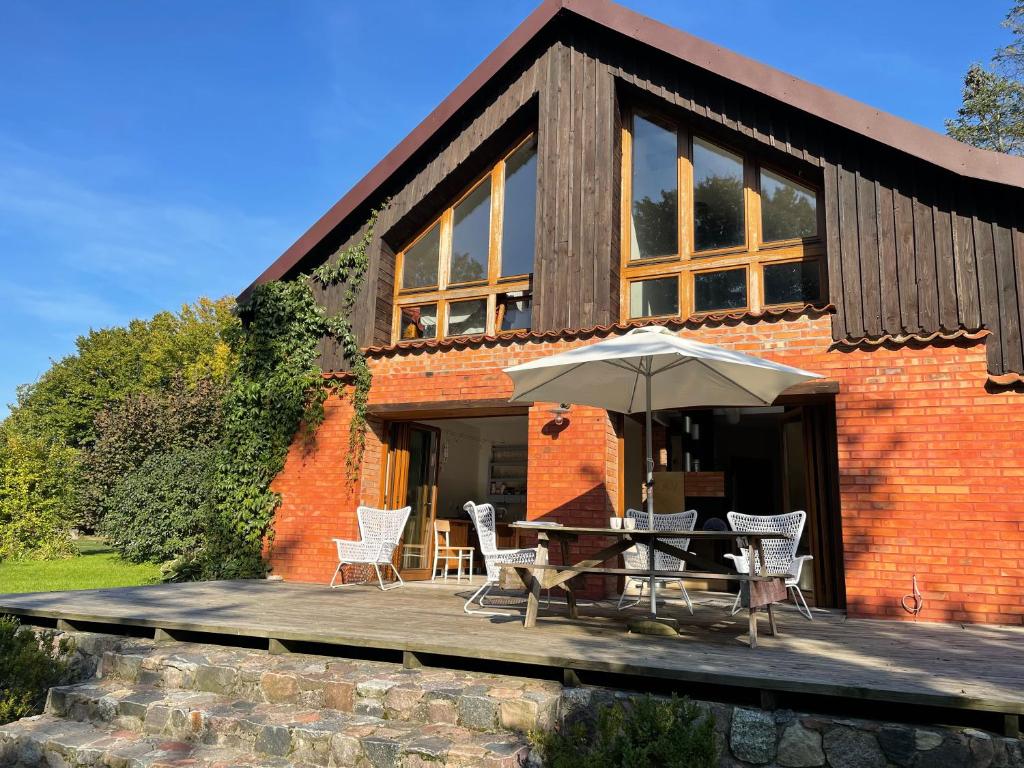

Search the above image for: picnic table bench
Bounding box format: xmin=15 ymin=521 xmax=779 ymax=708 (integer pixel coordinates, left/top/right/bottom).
xmin=507 ymin=523 xmax=792 ymax=648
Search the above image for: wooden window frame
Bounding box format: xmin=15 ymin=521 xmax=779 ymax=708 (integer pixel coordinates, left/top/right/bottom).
xmin=620 ymin=108 xmax=827 ymax=321
xmin=393 ymin=134 xmax=535 ymax=343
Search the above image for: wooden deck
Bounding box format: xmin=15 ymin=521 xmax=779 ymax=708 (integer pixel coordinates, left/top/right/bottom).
xmin=2 ymin=580 xmax=1022 ymax=731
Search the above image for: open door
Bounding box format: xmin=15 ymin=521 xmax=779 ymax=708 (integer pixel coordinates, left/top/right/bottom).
xmin=382 ymin=422 xmax=439 ymax=580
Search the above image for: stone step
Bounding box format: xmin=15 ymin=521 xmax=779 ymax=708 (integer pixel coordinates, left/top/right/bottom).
xmin=95 ymin=637 xmax=559 ymax=735
xmin=0 ymin=714 xmax=298 ymax=768
xmin=44 ymin=678 xmax=531 ymax=767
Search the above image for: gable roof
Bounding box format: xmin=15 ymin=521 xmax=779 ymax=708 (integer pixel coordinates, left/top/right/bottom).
xmin=243 ymin=0 xmax=1024 ymax=297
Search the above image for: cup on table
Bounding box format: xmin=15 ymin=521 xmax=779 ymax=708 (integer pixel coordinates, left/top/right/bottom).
xmin=609 ymin=517 xmax=622 ymax=530
xmin=623 ymin=518 xmax=637 ymax=530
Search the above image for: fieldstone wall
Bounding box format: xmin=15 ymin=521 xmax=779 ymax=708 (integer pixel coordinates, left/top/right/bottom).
xmin=562 ymin=688 xmax=1023 ymax=768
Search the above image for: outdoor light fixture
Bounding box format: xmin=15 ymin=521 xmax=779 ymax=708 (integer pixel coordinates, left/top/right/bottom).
xmin=549 ymin=404 xmax=571 ymax=425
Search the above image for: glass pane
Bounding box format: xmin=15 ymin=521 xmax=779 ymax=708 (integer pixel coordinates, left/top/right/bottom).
xmin=499 ymin=294 xmax=532 ymax=331
xmin=693 ymin=137 xmax=745 ymax=251
xmin=447 ymin=299 xmax=487 ymax=336
xmin=401 ymin=427 xmax=434 ymax=569
xmin=450 ymin=179 xmax=491 ymax=284
xmin=629 ymin=277 xmax=678 ymax=318
xmin=401 ymin=223 xmax=440 ymax=289
xmin=761 ymin=169 xmax=817 ymax=242
xmin=398 ymin=305 xmax=437 ymax=340
xmin=501 ymin=138 xmax=537 ymax=277
xmin=764 ymin=260 xmax=821 ymax=305
xmin=694 ymin=269 xmax=747 ymax=312
xmin=630 ymin=116 xmax=678 ymax=260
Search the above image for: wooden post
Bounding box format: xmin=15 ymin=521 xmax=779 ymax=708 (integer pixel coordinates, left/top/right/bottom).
xmin=1004 ymin=714 xmax=1021 ymax=739
xmin=403 ymin=651 xmax=423 ymax=669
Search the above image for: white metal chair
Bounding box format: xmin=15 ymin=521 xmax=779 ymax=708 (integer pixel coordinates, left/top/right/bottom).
xmin=329 ymin=505 xmax=412 ymax=591
xmin=462 ymin=501 xmax=541 ymax=615
xmin=725 ymin=510 xmax=814 ymax=620
xmin=617 ymin=509 xmax=698 ymax=614
xmin=431 ymin=519 xmax=474 ymax=583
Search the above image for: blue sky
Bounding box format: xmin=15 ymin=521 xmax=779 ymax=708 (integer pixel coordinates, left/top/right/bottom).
xmin=0 ymin=0 xmax=1014 ymax=411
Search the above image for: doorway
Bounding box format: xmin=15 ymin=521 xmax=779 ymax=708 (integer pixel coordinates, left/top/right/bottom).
xmin=620 ymin=399 xmax=845 ymax=608
xmin=382 ymin=422 xmax=439 ymax=581
xmin=380 ymin=414 xmax=529 ymax=580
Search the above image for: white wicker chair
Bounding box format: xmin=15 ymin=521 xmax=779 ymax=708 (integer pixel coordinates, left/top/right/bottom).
xmin=725 ymin=510 xmax=813 ymax=620
xmin=617 ymin=509 xmax=698 ymax=614
xmin=462 ymin=501 xmax=541 ymax=616
xmin=329 ymin=505 xmax=412 ymax=591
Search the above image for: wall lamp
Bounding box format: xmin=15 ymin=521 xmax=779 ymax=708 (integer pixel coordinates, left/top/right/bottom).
xmin=549 ymin=404 xmax=572 ymax=425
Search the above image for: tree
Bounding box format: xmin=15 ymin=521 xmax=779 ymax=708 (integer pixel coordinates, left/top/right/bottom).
xmin=946 ymin=5 xmax=1024 ymax=155
xmin=0 ymin=428 xmax=78 ymax=559
xmin=6 ymin=296 xmax=236 ymax=449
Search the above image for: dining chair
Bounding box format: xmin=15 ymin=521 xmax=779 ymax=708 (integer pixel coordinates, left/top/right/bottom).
xmin=617 ymin=508 xmax=698 ymax=614
xmin=431 ymin=519 xmax=474 ymax=583
xmin=725 ymin=510 xmax=813 ymax=620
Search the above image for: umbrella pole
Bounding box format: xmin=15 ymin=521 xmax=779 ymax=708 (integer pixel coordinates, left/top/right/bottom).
xmin=644 ymin=361 xmax=657 ymax=620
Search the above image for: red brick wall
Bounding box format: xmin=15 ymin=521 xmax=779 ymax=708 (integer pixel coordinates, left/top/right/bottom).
xmin=267 ymin=313 xmax=1024 ymax=625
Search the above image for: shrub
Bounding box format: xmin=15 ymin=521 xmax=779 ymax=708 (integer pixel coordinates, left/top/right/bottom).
xmin=0 ymin=616 xmax=70 ymax=724
xmin=0 ymin=430 xmax=78 ymax=560
xmin=77 ymin=376 xmax=224 ymax=532
xmin=101 ymin=447 xmax=217 ymax=564
xmin=532 ymin=695 xmax=717 ymax=768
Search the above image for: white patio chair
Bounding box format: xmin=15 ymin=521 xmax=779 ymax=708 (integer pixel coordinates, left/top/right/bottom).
xmin=329 ymin=505 xmax=412 ymax=591
xmin=462 ymin=501 xmax=543 ymax=616
xmin=431 ymin=519 xmax=474 ymax=583
xmin=617 ymin=509 xmax=698 ymax=614
xmin=725 ymin=510 xmax=813 ymax=620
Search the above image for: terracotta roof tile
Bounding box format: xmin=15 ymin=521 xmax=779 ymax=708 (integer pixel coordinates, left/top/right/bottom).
xmin=832 ymin=328 xmax=989 ymax=349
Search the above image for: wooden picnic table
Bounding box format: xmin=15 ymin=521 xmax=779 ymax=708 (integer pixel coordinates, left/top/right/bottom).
xmin=507 ymin=523 xmax=791 ymax=648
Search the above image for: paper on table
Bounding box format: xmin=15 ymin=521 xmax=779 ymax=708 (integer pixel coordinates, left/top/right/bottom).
xmin=515 ymin=521 xmax=563 ymax=527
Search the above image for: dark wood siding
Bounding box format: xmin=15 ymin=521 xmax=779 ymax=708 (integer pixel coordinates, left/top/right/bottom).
xmin=307 ymin=21 xmax=1024 ymax=377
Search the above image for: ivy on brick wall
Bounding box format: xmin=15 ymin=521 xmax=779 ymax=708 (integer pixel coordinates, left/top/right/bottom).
xmin=202 ymin=206 xmax=383 ymax=578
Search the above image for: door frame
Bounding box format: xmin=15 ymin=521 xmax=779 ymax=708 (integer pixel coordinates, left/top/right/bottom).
xmin=381 ymin=421 xmax=440 ymax=581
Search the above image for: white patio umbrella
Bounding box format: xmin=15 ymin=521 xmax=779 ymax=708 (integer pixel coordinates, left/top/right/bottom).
xmin=502 ymin=325 xmax=822 ymax=620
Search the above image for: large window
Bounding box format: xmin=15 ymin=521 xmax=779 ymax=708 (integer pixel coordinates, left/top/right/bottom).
xmin=394 ymin=135 xmax=536 ymax=342
xmin=622 ymin=110 xmax=825 ymax=319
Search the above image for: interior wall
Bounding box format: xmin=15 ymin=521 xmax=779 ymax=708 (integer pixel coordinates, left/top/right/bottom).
xmin=422 ymin=416 xmax=528 ymax=520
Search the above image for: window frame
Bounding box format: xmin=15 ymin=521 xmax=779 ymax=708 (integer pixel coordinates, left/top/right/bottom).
xmin=620 ymin=108 xmax=826 ymax=320
xmin=393 ymin=133 xmax=536 ymax=343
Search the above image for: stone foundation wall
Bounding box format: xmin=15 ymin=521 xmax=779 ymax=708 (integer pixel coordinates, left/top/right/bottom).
xmin=562 ymin=687 xmax=1022 ymax=768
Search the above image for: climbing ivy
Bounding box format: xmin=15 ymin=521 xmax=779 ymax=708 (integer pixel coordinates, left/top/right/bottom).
xmin=203 ymin=207 xmax=383 ymax=578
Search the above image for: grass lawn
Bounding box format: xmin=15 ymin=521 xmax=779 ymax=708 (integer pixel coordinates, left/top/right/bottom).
xmin=0 ymin=537 xmax=161 ymax=595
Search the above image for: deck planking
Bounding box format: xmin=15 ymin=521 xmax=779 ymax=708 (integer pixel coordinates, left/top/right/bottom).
xmin=1 ymin=580 xmax=1022 ymax=719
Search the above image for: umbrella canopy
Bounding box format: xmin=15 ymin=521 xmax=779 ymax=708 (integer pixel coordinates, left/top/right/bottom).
xmin=504 ymin=326 xmax=822 ymax=411
xmin=502 ymin=325 xmax=823 ymax=621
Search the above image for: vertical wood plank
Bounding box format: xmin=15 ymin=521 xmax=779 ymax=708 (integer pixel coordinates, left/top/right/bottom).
xmin=974 ymin=203 xmax=1002 ymax=372
xmin=931 ymin=172 xmax=959 ymax=332
xmin=856 ymin=167 xmax=882 ymax=336
xmin=822 ymin=157 xmax=847 ymax=339
xmin=875 ymin=163 xmax=901 ymax=334
xmin=837 ymin=145 xmax=865 ymax=338
xmin=892 ymin=167 xmax=919 ymax=332
xmin=912 ymin=167 xmax=939 ymax=331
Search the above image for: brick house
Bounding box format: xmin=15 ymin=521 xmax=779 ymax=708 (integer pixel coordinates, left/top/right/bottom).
xmin=244 ymin=0 xmax=1024 ymax=625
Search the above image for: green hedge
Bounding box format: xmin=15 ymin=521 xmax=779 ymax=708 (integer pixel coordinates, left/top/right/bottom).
xmin=101 ymin=447 xmax=217 ymax=565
